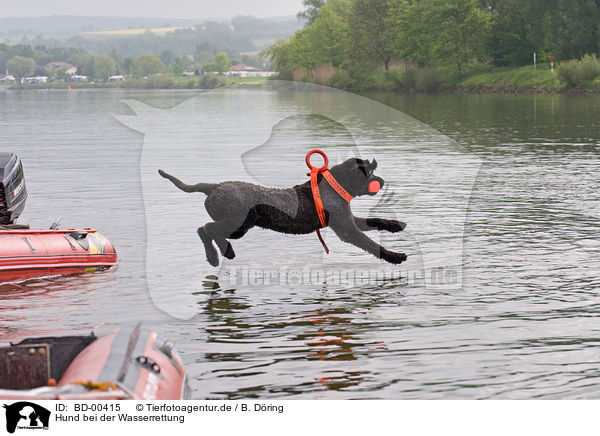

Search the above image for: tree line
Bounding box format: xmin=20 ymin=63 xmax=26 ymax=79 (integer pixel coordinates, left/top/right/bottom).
xmin=263 ymin=0 xmax=600 ymax=79
xmin=1 ymin=42 xmax=255 ymax=85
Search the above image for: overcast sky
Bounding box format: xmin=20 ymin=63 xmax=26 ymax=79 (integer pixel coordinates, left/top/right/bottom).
xmin=0 ymin=0 xmax=305 ymax=19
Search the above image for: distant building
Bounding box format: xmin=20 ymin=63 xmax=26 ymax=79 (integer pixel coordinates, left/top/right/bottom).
xmin=227 ymin=64 xmax=276 ymax=78
xmin=45 ymin=62 xmax=77 ymax=76
xmin=69 ymin=75 xmax=88 ymax=82
xmin=22 ymin=76 xmax=48 ymax=84
xmin=108 ymin=75 xmax=125 ymax=82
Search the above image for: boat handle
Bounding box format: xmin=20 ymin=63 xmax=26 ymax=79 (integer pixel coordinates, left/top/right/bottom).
xmin=135 ymin=355 xmax=161 ymax=374
xmin=64 ymin=235 xmax=78 ymax=251
xmin=21 ymin=236 xmax=35 ymax=253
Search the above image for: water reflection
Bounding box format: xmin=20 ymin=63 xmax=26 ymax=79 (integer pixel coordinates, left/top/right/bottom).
xmin=0 ymin=270 xmax=118 ymax=341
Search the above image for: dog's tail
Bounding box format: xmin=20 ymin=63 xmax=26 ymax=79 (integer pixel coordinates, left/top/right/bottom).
xmin=158 ymin=169 xmax=216 ymax=195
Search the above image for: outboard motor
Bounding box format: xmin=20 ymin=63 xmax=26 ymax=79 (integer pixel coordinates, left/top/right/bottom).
xmin=0 ymin=153 xmax=27 ymax=225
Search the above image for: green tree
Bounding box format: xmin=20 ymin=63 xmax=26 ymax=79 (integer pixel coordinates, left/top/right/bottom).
xmin=261 ymin=0 xmax=350 ymax=77
xmin=109 ymin=49 xmax=124 ymax=72
xmin=122 ymin=57 xmax=135 ymax=75
xmin=298 ymin=0 xmax=327 ymax=25
xmin=348 ymin=0 xmax=397 ymax=71
xmin=202 ymin=63 xmax=218 ymax=73
xmin=304 ymin=0 xmax=351 ymax=68
xmin=92 ymin=55 xmax=116 ymax=81
xmin=7 ymin=56 xmax=35 ymax=85
xmin=397 ymin=0 xmax=491 ymax=73
xmin=264 ymin=28 xmax=318 ymax=77
xmin=214 ymin=52 xmax=231 ymax=74
xmin=132 ymin=55 xmax=166 ymax=77
xmin=552 ymin=0 xmax=600 ymax=60
xmin=485 ymin=0 xmax=600 ymax=66
xmin=194 ymin=42 xmax=219 ymax=64
xmin=16 ymin=45 xmax=34 ymax=59
xmin=82 ymin=59 xmax=95 ymax=80
xmin=485 ymin=0 xmax=532 ymax=66
xmin=0 ymin=50 xmax=10 ymax=75
xmin=171 ymin=55 xmax=185 ymax=75
xmin=159 ymin=49 xmax=177 ymax=67
xmin=54 ymin=68 xmax=68 ymax=81
xmin=260 ymin=38 xmax=296 ymax=79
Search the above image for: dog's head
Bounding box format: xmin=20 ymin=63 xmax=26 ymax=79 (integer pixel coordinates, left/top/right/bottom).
xmin=329 ymin=158 xmax=384 ymax=197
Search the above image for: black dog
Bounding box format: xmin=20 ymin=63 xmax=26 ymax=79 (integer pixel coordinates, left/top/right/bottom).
xmin=158 ymin=158 xmax=407 ymax=266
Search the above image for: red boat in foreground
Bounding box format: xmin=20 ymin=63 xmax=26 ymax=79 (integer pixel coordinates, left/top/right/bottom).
xmin=0 ymin=228 xmax=117 ymax=282
xmin=0 ymin=324 xmax=189 ymax=400
xmin=0 ymin=152 xmax=117 ymax=282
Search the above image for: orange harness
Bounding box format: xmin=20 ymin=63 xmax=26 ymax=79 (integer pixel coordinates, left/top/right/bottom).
xmin=306 ymin=149 xmax=353 ymax=254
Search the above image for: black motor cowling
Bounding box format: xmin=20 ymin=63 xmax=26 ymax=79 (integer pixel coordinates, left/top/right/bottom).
xmin=0 ymin=153 xmax=27 ymax=225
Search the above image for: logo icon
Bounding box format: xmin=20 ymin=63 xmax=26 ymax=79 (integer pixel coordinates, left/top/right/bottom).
xmin=3 ymin=402 xmax=50 ymax=434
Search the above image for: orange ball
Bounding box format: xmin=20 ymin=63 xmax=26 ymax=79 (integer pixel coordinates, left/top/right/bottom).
xmin=368 ymin=180 xmax=381 ymax=193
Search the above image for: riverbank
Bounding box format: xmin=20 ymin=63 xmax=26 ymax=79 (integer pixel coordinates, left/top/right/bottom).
xmin=3 ymin=75 xmax=269 ymax=91
xmin=4 ymin=65 xmax=600 ymax=94
xmin=322 ymin=64 xmax=600 ymax=94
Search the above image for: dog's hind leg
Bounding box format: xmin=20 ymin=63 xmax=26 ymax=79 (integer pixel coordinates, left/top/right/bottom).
xmin=215 ymin=238 xmax=235 ymax=260
xmin=229 ymin=208 xmax=257 ymax=239
xmin=354 ymin=216 xmax=406 ymax=233
xmin=198 ymin=226 xmax=220 ymax=266
xmin=203 ymin=220 xmax=247 ymax=261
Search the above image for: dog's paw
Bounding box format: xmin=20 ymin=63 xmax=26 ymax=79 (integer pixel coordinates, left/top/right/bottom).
xmin=385 ymin=220 xmax=407 ymax=233
xmin=367 ymin=218 xmax=407 ymax=232
xmin=223 ymin=243 xmax=236 ymax=259
xmin=206 ymin=252 xmax=220 ymax=267
xmin=382 ymin=250 xmax=407 ymax=264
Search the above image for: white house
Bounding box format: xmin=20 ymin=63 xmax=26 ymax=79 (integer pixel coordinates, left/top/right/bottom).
xmin=45 ymin=61 xmax=77 ymax=76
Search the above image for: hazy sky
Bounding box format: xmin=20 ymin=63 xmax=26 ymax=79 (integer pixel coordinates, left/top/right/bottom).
xmin=0 ymin=0 xmax=305 ymax=19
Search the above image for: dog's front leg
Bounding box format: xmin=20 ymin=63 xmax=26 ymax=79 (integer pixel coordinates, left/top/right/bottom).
xmin=330 ymin=216 xmax=407 ymax=264
xmin=354 ymin=216 xmax=406 ymax=233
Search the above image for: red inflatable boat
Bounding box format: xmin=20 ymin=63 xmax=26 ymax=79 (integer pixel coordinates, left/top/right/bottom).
xmin=0 ymin=229 xmax=117 ymax=282
xmin=0 ymin=152 xmax=117 ymax=282
xmin=0 ymin=324 xmax=190 ymax=400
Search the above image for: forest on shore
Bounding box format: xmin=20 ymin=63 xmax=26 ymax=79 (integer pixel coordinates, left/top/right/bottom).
xmin=262 ymin=0 xmax=600 ymax=91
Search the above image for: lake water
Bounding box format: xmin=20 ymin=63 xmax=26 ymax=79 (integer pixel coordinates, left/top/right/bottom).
xmin=0 ymin=86 xmax=599 ymax=399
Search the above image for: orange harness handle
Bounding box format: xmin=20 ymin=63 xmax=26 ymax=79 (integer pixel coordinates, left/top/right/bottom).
xmin=306 ymin=149 xmax=353 ymax=253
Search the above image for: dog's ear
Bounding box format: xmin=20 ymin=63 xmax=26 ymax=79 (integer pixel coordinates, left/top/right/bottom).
xmin=371 ymin=159 xmax=378 ymax=170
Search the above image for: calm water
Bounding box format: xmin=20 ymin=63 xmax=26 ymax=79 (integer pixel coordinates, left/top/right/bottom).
xmin=0 ymin=87 xmax=599 ymax=399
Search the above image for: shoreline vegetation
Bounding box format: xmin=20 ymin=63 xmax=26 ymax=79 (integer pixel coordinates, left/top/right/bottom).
xmin=4 ymin=64 xmax=599 ymax=94
xmin=2 ymin=75 xmax=270 ymax=91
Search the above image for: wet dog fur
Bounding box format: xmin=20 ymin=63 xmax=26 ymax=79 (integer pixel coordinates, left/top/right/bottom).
xmin=158 ymin=158 xmax=407 ymax=266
